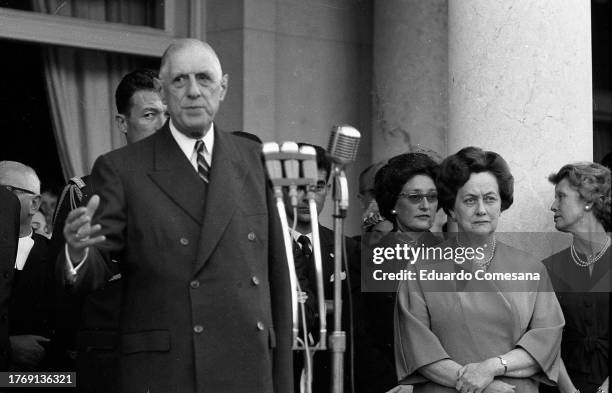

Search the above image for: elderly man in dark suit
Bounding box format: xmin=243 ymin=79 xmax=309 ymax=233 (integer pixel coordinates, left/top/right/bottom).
xmin=0 ymin=187 xmax=20 ymax=369
xmin=60 ymin=39 xmax=292 ymax=393
xmin=0 ymin=161 xmax=55 ymax=372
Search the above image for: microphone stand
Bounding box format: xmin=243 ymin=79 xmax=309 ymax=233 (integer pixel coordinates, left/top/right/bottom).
xmin=263 ymin=145 xmax=330 ymax=393
xmin=330 ymin=165 xmax=349 ymax=393
xmin=271 ymin=185 xmax=300 ymax=346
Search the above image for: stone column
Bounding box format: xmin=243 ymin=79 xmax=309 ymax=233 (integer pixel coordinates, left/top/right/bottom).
xmin=448 ymin=0 xmax=592 ymax=233
xmin=372 ymin=0 xmax=448 ymax=163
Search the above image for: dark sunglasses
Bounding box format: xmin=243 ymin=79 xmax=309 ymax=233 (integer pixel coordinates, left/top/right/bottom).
xmin=398 ymin=192 xmax=438 ymax=204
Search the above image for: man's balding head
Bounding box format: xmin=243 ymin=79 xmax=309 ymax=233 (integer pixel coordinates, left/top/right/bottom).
xmin=158 ymin=39 xmax=228 ymax=138
xmin=0 ymin=161 xmax=41 ymax=236
xmin=0 ymin=161 xmax=40 ymax=194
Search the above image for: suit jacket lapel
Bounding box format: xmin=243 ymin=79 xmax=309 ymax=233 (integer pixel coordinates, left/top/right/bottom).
xmin=148 ymin=124 xmax=206 ymax=225
xmin=193 ymin=128 xmax=247 ymax=274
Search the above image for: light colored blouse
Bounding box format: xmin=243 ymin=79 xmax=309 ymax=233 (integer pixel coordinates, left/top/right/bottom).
xmin=395 ymin=241 xmax=565 ymax=393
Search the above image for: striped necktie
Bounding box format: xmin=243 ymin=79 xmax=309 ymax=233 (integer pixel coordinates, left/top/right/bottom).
xmin=194 ymin=140 xmax=210 ymax=183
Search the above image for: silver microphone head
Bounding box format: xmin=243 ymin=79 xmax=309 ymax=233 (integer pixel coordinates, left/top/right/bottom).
xmin=299 ymin=145 xmax=318 ymax=185
xmin=262 ymin=142 xmax=282 ymax=180
xmin=327 ymin=125 xmax=361 ymax=165
xmin=280 ymin=141 xmax=300 ymax=179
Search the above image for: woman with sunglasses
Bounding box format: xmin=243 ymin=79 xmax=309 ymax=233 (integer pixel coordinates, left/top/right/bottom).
xmin=359 ymin=152 xmax=442 ymax=393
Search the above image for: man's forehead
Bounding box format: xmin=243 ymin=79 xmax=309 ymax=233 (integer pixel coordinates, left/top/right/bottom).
xmin=130 ymin=90 xmax=163 ymax=108
xmin=0 ymin=168 xmax=35 ymax=191
xmin=165 ymin=45 xmax=221 ymax=75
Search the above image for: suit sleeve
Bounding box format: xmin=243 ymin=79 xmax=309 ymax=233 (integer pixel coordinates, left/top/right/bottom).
xmin=56 ymin=155 xmax=124 ymax=294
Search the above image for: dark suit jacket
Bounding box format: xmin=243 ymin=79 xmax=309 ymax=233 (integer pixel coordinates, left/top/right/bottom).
xmin=0 ymin=189 xmax=20 ymax=369
xmin=295 ymin=225 xmax=360 ymax=393
xmin=58 ymin=123 xmax=292 ymax=393
xmin=51 ymin=176 xmax=122 ymax=391
xmin=9 ymin=233 xmax=55 ymax=369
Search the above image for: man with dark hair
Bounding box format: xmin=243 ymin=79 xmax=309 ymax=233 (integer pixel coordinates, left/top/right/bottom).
xmin=0 ymin=187 xmax=20 ymax=369
xmin=60 ymin=39 xmax=292 ymax=393
xmin=114 ymin=69 xmax=166 ymax=144
xmin=50 ymin=68 xmax=165 ymax=390
xmin=288 ymin=143 xmax=360 ymax=393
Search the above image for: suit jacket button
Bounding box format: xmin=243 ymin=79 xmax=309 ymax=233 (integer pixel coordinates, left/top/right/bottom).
xmin=248 ymin=232 xmax=256 ymax=241
xmin=190 ymin=280 xmax=200 ymax=289
xmin=256 ymin=321 xmax=265 ymax=331
xmin=251 ymin=276 xmax=260 ymax=285
xmin=180 ymin=237 xmax=189 ymax=245
xmin=2 ymin=272 xmax=8 ymax=279
xmin=193 ymin=325 xmax=204 ymax=334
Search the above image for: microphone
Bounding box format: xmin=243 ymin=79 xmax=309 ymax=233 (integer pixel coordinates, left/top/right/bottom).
xmin=299 ymin=145 xmax=318 ymax=187
xmin=280 ymin=142 xmax=300 ymax=208
xmin=262 ymin=142 xmax=282 ymax=180
xmin=262 ymin=142 xmax=283 ymax=198
xmin=327 ymin=125 xmax=361 ymax=165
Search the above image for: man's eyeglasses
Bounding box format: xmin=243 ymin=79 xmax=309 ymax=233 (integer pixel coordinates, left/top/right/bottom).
xmin=398 ymin=192 xmax=438 ymax=204
xmin=1 ymin=184 xmax=37 ymax=196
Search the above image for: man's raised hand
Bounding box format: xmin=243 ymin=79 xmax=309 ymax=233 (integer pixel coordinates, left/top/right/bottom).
xmin=63 ymin=195 xmax=105 ymax=263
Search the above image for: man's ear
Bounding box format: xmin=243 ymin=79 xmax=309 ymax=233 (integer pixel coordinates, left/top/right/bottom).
xmin=30 ymin=195 xmax=41 ymax=215
xmin=116 ymin=114 xmax=127 ymax=134
xmin=154 ymin=77 xmax=167 ymax=104
xmin=219 ymin=74 xmax=229 ymax=101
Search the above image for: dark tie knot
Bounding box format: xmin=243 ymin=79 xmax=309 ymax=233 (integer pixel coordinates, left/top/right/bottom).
xmin=297 ymin=235 xmax=312 ymax=258
xmin=195 ymin=140 xmax=205 ymax=153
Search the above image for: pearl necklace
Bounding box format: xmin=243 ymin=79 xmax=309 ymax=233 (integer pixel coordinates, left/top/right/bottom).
xmin=570 ymin=236 xmax=611 ymax=268
xmin=456 ymin=235 xmax=497 ymax=271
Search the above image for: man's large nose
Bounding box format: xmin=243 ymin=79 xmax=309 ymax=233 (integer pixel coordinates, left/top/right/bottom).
xmin=186 ymin=75 xmax=201 ymax=98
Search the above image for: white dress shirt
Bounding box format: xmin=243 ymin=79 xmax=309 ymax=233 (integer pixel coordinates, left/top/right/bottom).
xmin=15 ymin=231 xmax=34 ymax=271
xmin=169 ymin=120 xmax=214 ymax=170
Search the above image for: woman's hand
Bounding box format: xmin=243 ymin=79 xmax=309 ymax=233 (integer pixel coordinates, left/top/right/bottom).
xmin=483 ymin=380 xmax=515 ymax=393
xmin=456 ymin=359 xmax=499 ymax=393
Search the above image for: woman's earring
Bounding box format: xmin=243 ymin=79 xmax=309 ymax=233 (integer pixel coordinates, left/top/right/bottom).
xmin=585 ymin=205 xmax=592 ymax=211
xmin=391 ymin=209 xmax=397 ymax=215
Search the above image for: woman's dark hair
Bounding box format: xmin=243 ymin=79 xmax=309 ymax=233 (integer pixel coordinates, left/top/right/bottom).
xmin=548 ymin=162 xmax=611 ymax=230
xmin=437 ymin=146 xmax=514 ymax=215
xmin=374 ymin=153 xmax=439 ymax=221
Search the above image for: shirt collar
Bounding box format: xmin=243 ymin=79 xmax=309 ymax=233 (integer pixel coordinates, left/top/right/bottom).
xmin=168 ymin=120 xmax=215 ymax=161
xmin=288 ymin=228 xmax=312 ymax=245
xmin=15 ymin=233 xmax=34 ymax=270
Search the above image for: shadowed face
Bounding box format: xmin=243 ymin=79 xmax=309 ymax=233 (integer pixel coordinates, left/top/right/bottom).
xmin=160 ymin=43 xmax=228 ymax=138
xmin=286 ymin=169 xmax=329 ymax=224
xmin=117 ymin=89 xmax=166 ymax=144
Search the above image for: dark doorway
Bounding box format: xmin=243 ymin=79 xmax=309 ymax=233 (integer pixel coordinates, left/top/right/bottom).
xmin=593 ymin=0 xmax=612 ymax=162
xmin=0 ymin=38 xmax=64 ymax=194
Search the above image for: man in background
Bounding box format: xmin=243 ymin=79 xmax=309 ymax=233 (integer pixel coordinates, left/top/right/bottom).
xmin=287 ymin=143 xmax=360 ymax=393
xmin=50 ymin=68 xmax=166 ymax=390
xmin=0 ymin=161 xmax=53 ymax=371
